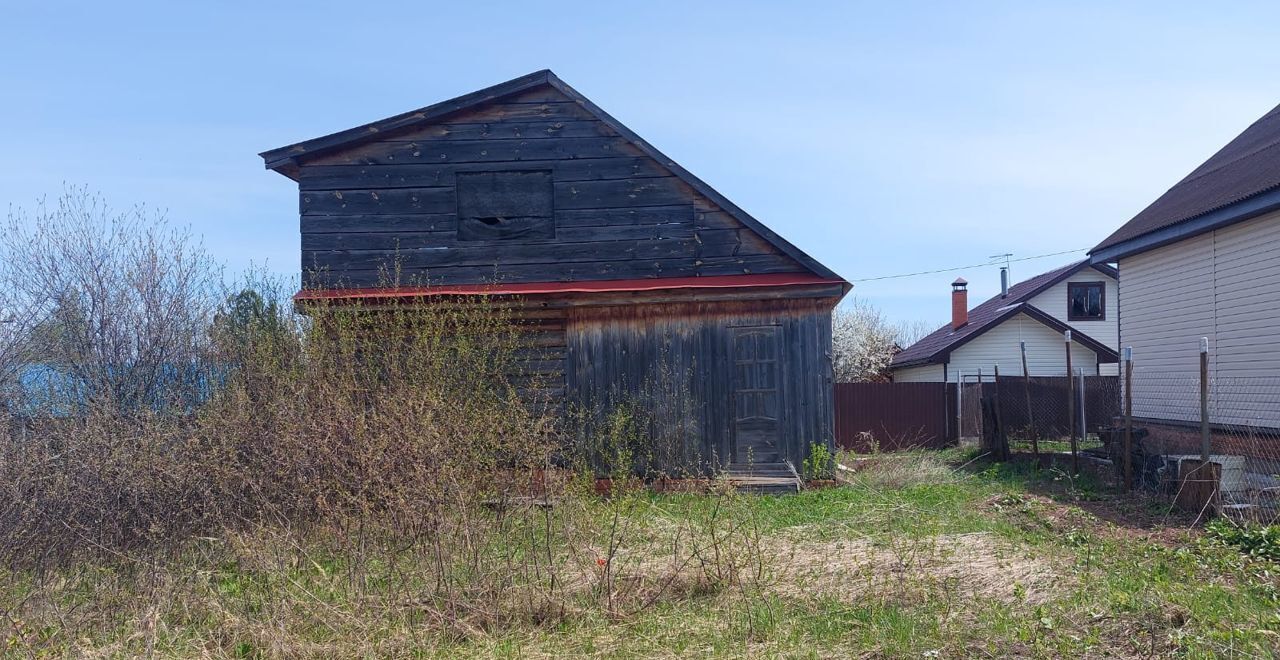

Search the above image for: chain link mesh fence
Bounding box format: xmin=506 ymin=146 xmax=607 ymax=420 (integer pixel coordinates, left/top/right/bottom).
xmin=947 ymin=346 xmax=1280 ymax=524
xmin=1109 ymin=366 xmax=1280 ymax=524
xmin=954 ymin=372 xmax=1118 ymax=457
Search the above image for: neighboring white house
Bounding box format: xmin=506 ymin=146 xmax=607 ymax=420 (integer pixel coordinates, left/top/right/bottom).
xmin=888 ymin=261 xmax=1120 ymax=383
xmin=1090 ymin=101 xmax=1280 ymax=430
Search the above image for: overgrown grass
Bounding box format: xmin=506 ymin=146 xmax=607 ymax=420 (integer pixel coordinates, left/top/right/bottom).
xmin=4 ymin=450 xmax=1278 ymax=657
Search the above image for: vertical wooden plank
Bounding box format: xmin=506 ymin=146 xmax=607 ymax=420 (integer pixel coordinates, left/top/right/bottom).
xmin=993 ymin=364 xmax=1008 ymax=461
xmin=783 ymin=313 xmax=800 ymax=468
xmin=1020 ymin=340 xmax=1039 ymax=463
xmin=1065 ymin=331 xmax=1078 ymax=474
xmin=818 ymin=306 xmax=835 ymax=460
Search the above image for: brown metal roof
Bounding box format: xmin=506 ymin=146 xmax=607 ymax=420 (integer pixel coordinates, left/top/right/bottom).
xmin=1092 ymin=102 xmax=1280 ymax=255
xmin=890 ymin=260 xmax=1118 ymax=369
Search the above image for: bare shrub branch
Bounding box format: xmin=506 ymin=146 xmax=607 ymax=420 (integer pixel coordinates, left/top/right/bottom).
xmin=0 ymin=189 xmax=768 ymax=653
xmin=1 ymin=186 xmax=221 ymax=413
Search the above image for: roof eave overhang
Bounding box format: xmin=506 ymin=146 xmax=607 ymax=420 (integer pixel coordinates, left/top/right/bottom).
xmin=1090 ymin=187 xmax=1280 ymax=263
xmin=890 ymin=305 xmax=1025 ymax=371
xmin=259 ymin=69 xmax=556 ymax=175
xmin=1018 ymin=260 xmax=1114 ymax=302
xmin=889 ymin=303 xmax=1120 ymax=370
xmin=888 ymin=356 xmax=942 ymax=370
xmin=1018 ymin=304 xmax=1120 ymax=362
xmin=1089 ymin=262 xmax=1119 ymax=279
xmin=890 ymin=260 xmax=1117 ymax=371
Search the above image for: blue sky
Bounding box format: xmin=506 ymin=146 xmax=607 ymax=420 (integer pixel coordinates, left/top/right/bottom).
xmin=4 ymin=1 xmax=1279 ymax=328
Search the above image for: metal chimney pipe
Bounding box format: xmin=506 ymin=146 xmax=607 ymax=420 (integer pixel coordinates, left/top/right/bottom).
xmin=1000 ymin=267 xmax=1009 ymax=298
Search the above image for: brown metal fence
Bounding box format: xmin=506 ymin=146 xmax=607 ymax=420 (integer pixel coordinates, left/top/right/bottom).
xmin=834 ymin=382 xmax=953 ymax=451
xmin=833 ymin=377 xmax=1121 ymax=454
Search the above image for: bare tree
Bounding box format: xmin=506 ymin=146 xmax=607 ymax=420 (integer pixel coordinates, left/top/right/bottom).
xmin=0 ymin=276 xmax=37 ymax=400
xmin=896 ymin=318 xmax=935 ymax=348
xmin=831 ymin=298 xmax=934 ymax=383
xmin=0 ymin=187 xmax=221 ymax=413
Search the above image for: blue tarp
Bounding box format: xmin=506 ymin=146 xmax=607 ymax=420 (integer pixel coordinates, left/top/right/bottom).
xmin=5 ymin=362 xmax=228 ymax=417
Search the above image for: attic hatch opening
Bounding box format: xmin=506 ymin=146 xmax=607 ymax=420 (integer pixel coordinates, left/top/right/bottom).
xmin=456 ymin=170 xmax=555 ymax=241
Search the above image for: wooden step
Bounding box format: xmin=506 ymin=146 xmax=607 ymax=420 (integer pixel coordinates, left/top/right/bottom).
xmin=726 ymin=462 xmax=792 ymax=474
xmin=725 ymin=462 xmax=801 ymax=494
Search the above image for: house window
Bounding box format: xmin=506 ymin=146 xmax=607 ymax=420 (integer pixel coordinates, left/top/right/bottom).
xmin=1067 ymin=282 xmax=1105 ymax=321
xmin=456 ymin=170 xmax=554 ymax=241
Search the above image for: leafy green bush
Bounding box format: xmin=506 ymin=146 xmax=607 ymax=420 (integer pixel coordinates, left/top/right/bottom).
xmin=1204 ymin=519 xmax=1280 ymax=561
xmin=802 ymin=441 xmax=835 ymax=480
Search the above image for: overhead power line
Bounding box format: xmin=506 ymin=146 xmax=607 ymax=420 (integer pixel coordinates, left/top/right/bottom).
xmin=850 ymin=248 xmax=1090 ymax=283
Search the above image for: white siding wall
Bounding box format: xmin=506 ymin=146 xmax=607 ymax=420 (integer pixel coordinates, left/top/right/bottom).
xmin=1213 ymin=213 xmax=1280 ymax=378
xmin=891 ymin=364 xmax=945 ymax=382
xmin=946 ymin=313 xmax=1101 ymax=382
xmin=1118 ymin=208 xmax=1280 ymax=427
xmin=1027 ymin=270 xmax=1120 ymax=349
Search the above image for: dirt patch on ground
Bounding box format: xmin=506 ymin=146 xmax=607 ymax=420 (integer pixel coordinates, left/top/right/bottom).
xmin=768 ymin=531 xmax=1063 ymax=606
xmin=987 ymin=491 xmax=1201 ymax=547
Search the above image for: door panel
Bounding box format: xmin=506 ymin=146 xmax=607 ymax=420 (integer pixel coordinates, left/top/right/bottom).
xmin=731 ymin=326 xmax=782 ymax=465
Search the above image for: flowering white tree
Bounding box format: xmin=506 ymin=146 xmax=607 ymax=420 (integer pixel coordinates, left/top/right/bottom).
xmin=832 ymin=298 xmax=931 ymax=383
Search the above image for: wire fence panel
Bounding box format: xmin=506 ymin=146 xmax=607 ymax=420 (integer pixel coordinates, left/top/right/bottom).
xmin=937 ymin=347 xmax=1280 ymax=523
xmin=959 ymin=381 xmax=984 ymax=441
xmin=1113 ymin=367 xmax=1280 ymax=523
xmin=957 ymin=374 xmax=1118 ymax=456
xmin=1000 ymin=376 xmax=1119 ymax=453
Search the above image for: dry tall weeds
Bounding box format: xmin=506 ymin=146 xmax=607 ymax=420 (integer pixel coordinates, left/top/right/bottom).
xmin=0 ymin=189 xmax=767 ymax=654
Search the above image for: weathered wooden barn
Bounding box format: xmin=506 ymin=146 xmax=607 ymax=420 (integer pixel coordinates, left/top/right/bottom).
xmin=259 ymin=70 xmax=849 ymax=478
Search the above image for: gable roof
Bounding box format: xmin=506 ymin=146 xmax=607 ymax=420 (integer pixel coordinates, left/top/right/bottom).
xmin=260 ymin=69 xmax=844 ymax=283
xmin=890 ymin=260 xmax=1119 ymax=369
xmin=1091 ymin=101 xmax=1280 ymax=261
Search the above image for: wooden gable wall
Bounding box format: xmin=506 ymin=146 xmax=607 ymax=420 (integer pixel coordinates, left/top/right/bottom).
xmin=293 ymin=85 xmax=806 ymax=288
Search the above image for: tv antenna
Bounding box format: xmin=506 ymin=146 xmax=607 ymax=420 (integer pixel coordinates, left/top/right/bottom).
xmin=989 ymin=252 xmax=1013 ymax=275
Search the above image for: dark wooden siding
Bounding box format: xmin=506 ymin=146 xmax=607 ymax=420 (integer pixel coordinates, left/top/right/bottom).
xmin=292 ymin=85 xmax=805 ymax=288
xmin=564 ymin=299 xmax=834 ymax=474
xmin=511 ymin=309 xmax=568 ymax=413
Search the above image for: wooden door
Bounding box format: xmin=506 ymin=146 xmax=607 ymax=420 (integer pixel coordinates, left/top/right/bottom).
xmin=731 ymin=326 xmax=782 ymax=465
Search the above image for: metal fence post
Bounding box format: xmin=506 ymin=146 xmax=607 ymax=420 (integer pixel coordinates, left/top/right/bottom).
xmin=1065 ymin=330 xmax=1078 ymax=473
xmin=1123 ymin=346 xmax=1133 ymax=491
xmin=955 ymin=372 xmax=962 ymax=442
xmin=1200 ymin=337 xmax=1210 ymax=463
